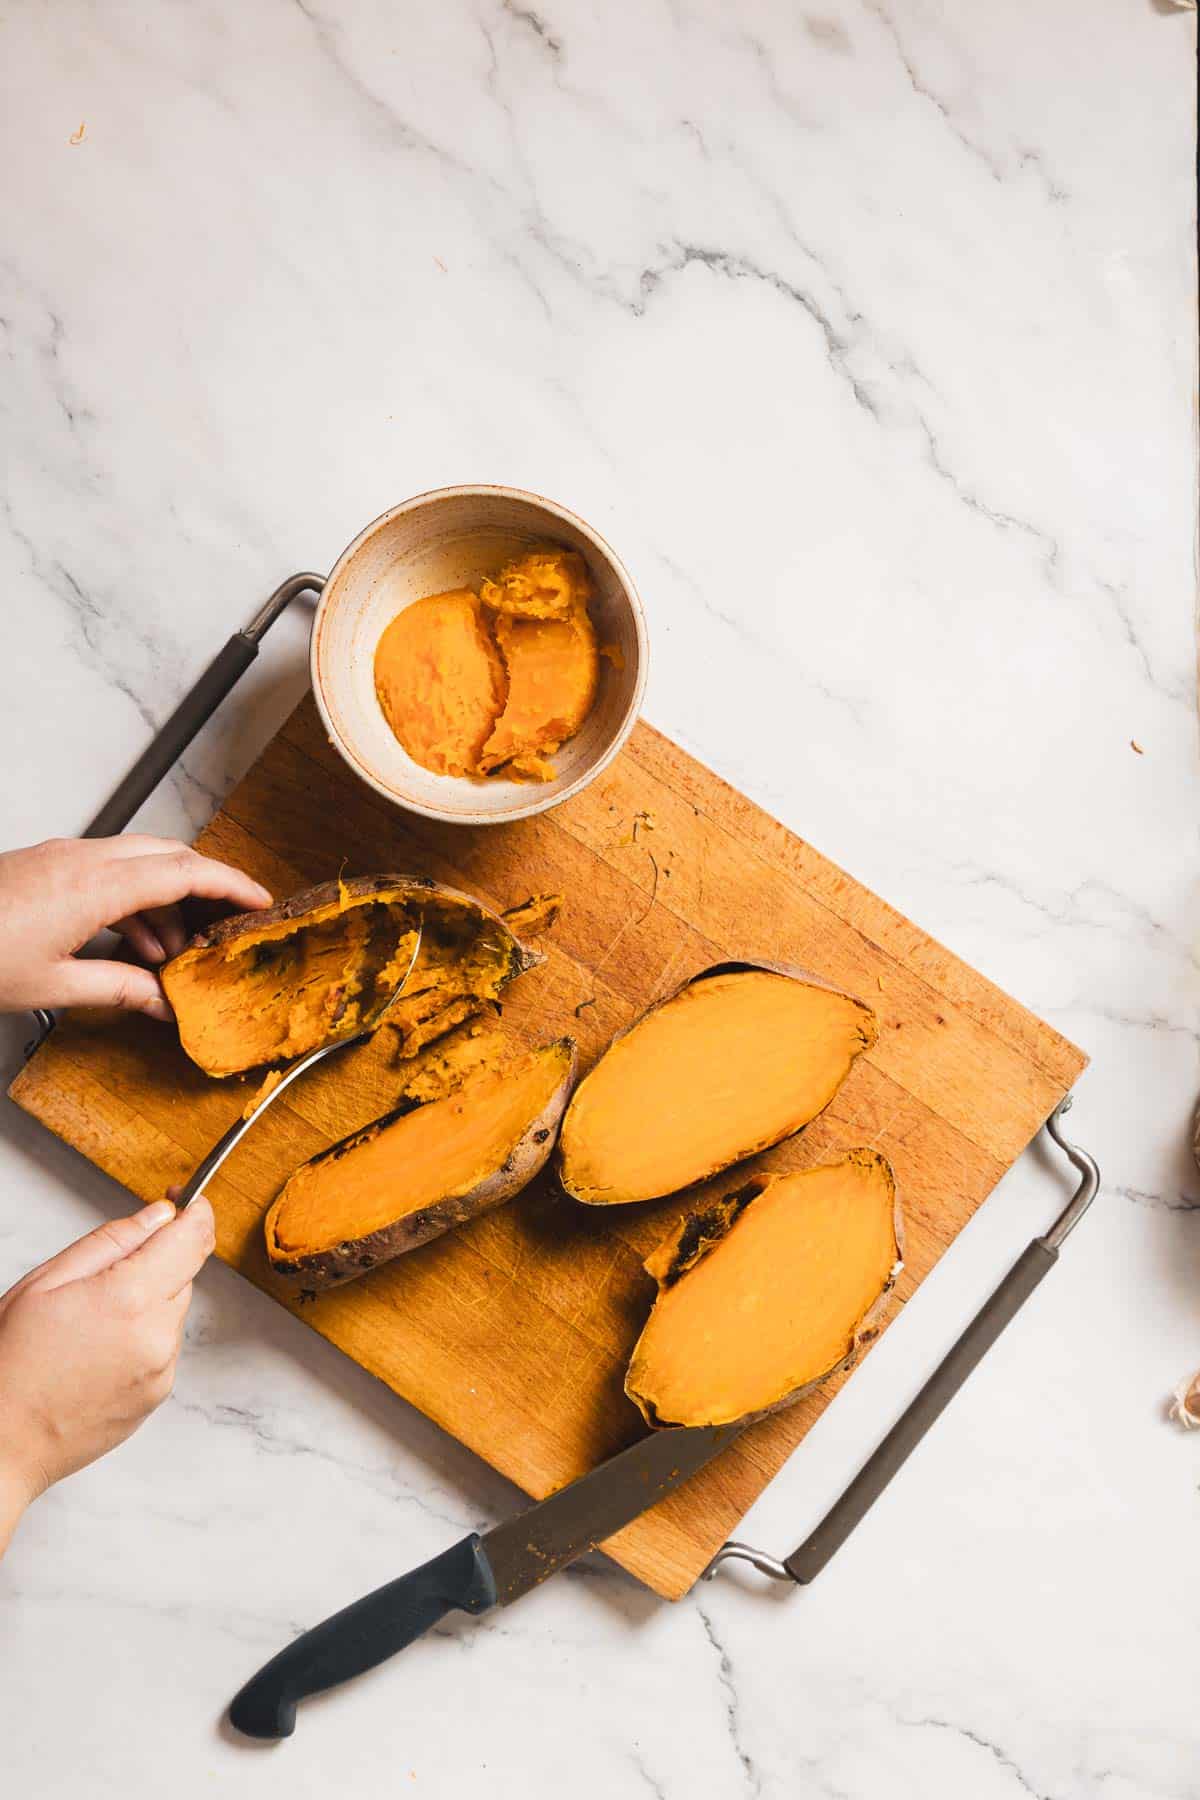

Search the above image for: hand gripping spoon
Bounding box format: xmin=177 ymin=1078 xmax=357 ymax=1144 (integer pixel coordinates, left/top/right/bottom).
xmin=173 ymin=925 xmax=423 ymax=1211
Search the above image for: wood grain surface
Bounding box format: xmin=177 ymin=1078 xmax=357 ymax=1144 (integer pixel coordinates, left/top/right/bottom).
xmin=9 ymin=695 xmax=1087 ymax=1598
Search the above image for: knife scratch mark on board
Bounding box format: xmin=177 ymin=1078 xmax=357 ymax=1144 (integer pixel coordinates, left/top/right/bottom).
xmin=559 ymin=1243 xmax=626 ymax=1334
xmin=541 ymin=1336 xmax=608 ymax=1417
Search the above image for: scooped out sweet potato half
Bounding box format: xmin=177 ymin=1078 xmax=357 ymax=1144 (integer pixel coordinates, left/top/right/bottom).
xmin=626 ymin=1150 xmax=903 ymax=1428
xmin=557 ymin=964 xmax=877 ymax=1206
xmin=160 ymin=875 xmax=539 ymax=1078
xmin=264 ymin=1037 xmax=577 ymax=1288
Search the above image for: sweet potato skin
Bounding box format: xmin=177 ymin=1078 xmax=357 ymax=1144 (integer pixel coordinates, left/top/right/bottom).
xmin=557 ymin=959 xmax=878 ymax=1206
xmin=626 ymin=1149 xmax=904 ymax=1429
xmin=162 ymin=873 xmax=541 ymax=1076
xmin=167 ymin=873 xmax=539 ymax=967
xmin=265 ymin=1039 xmax=578 ymax=1290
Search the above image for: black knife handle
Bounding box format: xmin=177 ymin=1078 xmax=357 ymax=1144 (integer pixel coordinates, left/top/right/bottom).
xmin=229 ymin=1534 xmax=497 ymax=1740
xmin=785 ymin=1237 xmax=1058 ymax=1583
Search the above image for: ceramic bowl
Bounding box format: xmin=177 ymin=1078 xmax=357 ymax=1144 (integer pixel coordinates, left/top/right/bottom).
xmin=310 ymin=485 xmax=647 ymax=826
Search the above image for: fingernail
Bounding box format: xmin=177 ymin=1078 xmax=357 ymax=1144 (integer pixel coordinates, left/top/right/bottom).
xmin=251 ymin=885 xmax=273 ymax=907
xmin=144 ymin=995 xmax=174 ymax=1023
xmin=144 ymin=933 xmax=166 ymax=964
xmin=140 ymin=1200 xmax=176 ymax=1229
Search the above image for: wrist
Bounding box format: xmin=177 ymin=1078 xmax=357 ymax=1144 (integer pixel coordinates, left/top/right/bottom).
xmin=0 ymin=1455 xmax=35 ymax=1558
xmin=0 ymin=1396 xmax=46 ymax=1559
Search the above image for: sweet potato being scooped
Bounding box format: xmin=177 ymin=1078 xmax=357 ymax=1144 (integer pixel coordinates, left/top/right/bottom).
xmin=161 ymin=875 xmax=539 ymax=1078
xmin=626 ymin=1151 xmax=903 ymax=1428
xmin=557 ymin=963 xmax=877 ymax=1206
xmin=265 ymin=1038 xmax=577 ymax=1288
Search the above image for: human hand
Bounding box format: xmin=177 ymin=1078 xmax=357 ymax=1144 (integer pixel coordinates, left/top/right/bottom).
xmin=0 ymin=835 xmax=271 ymax=1018
xmin=0 ymin=1196 xmax=216 ymax=1551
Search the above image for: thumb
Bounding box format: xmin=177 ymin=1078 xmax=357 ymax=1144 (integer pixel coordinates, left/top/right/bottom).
xmin=9 ymin=1201 xmax=178 ymax=1299
xmin=50 ymin=956 xmax=174 ymax=1022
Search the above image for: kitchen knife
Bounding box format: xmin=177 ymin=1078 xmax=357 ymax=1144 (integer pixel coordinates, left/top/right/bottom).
xmin=229 ymin=1420 xmax=743 ymax=1739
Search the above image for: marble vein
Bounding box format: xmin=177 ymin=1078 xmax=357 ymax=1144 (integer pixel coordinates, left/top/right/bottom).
xmin=697 ymin=1602 xmax=761 ymax=1797
xmin=623 ymin=234 xmax=1081 ymax=597
xmin=740 ymin=29 xmax=821 ymax=130
xmin=0 ymin=0 xmax=1195 ymax=1792
xmin=5 ymin=1574 xmax=307 ymax=1650
xmin=649 ymin=541 xmax=868 ymax=724
xmin=628 ymin=1749 xmax=669 ymax=1800
xmin=862 ymin=0 xmax=1069 ymax=204
xmin=636 ymin=242 xmax=880 ymax=420
xmin=1 ymin=495 xmax=158 ymax=738
xmin=917 ymin=419 xmax=1063 ymax=582
xmin=288 ymin=0 xmax=477 ymax=174
xmin=1095 ymin=577 xmax=1193 ymax=708
xmin=938 ymin=865 xmax=1200 ymax=970
xmin=1112 ymin=1183 xmax=1200 ymax=1215
xmin=899 ymin=1713 xmax=1051 ymax=1800
xmin=175 ymin=1398 xmax=477 ymax=1532
xmin=500 ymin=0 xmax=563 ymax=63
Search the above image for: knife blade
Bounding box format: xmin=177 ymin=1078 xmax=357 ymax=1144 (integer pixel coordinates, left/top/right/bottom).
xmin=228 ymin=1421 xmax=743 ymax=1739
xmin=481 ymin=1420 xmax=740 ymax=1603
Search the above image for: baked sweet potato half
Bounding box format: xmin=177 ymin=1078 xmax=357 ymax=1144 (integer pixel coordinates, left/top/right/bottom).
xmin=626 ymin=1150 xmax=903 ymax=1428
xmin=557 ymin=963 xmax=877 ymax=1206
xmin=264 ymin=1037 xmax=577 ymax=1288
xmin=161 ymin=875 xmax=539 ymax=1078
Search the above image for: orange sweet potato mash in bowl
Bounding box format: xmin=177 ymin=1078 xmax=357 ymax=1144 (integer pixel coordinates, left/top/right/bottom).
xmin=310 ymin=485 xmax=646 ymax=826
xmin=373 ymin=548 xmax=601 ymax=784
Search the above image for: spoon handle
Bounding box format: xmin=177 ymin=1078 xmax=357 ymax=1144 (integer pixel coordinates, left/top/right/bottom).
xmin=174 ymin=1035 xmax=344 ymax=1210
xmin=174 ymin=925 xmax=422 ymax=1210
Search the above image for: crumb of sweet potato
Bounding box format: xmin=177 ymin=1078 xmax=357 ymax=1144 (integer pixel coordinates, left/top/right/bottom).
xmin=501 ymin=894 xmax=564 ymax=937
xmin=243 ymin=1068 xmax=284 ymax=1119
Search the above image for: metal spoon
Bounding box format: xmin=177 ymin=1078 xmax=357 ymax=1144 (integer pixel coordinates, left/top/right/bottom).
xmin=174 ymin=924 xmax=423 ymax=1211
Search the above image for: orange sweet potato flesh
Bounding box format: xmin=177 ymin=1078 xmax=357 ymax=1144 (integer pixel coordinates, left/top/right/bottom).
xmin=478 ymin=604 xmax=599 ymax=779
xmin=161 ymin=876 xmax=538 ymax=1079
xmin=477 ymin=547 xmax=599 ymax=779
xmin=372 ymin=549 xmax=600 ymax=784
xmin=557 ymin=967 xmax=877 ymax=1206
xmin=374 ymin=589 xmax=507 ymax=777
xmin=164 ymin=895 xmax=412 ymax=1077
xmin=264 ymin=1039 xmax=576 ymax=1285
xmin=479 ymin=546 xmax=591 ymax=621
xmin=626 ymin=1152 xmax=903 ymax=1428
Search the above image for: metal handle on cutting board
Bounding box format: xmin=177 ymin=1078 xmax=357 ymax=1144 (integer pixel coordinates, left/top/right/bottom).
xmin=25 ymin=578 xmax=1102 ymax=1608
xmin=705 ymin=1095 xmax=1100 ymax=1587
xmin=24 ymin=572 xmax=325 ymax=1057
xmin=84 ymin=572 xmax=324 ymax=838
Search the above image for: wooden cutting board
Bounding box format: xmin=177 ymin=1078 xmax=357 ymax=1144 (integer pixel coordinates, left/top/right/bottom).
xmin=9 ymin=695 xmax=1086 ymax=1598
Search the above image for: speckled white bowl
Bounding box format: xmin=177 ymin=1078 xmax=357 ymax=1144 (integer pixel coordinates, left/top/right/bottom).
xmin=311 ymin=486 xmax=648 ymax=826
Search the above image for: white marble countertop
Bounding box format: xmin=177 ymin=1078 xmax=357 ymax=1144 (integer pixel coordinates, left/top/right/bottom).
xmin=1 ymin=3 xmax=1197 ymax=1794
